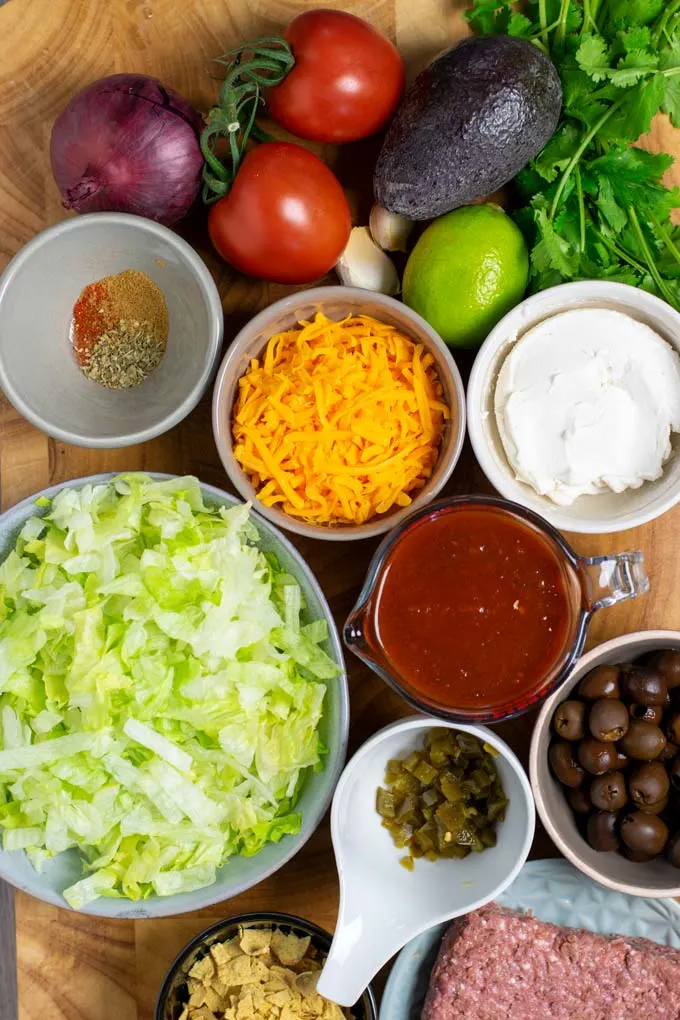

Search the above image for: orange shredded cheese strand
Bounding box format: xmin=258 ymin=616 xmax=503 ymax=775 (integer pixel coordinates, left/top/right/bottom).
xmin=231 ymin=313 xmax=451 ymax=526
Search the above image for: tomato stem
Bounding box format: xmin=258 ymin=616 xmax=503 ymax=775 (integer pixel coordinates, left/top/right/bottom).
xmin=201 ymin=37 xmax=294 ymax=203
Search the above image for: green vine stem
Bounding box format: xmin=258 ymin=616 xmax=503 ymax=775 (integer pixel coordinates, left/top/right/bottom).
xmin=201 ymin=37 xmax=294 ymax=203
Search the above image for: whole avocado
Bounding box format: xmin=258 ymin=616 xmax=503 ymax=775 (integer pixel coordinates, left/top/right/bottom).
xmin=374 ymin=35 xmax=562 ymax=220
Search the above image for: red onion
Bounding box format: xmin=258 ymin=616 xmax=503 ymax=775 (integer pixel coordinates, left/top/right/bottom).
xmin=50 ymin=74 xmax=204 ymax=226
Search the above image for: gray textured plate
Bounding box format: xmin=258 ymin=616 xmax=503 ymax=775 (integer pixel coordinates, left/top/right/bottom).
xmin=0 ymin=473 xmax=348 ymax=917
xmin=380 ymin=858 xmax=680 ymax=1020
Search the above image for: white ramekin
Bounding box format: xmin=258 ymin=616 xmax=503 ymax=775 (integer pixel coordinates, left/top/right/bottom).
xmin=467 ymin=281 xmax=680 ymax=534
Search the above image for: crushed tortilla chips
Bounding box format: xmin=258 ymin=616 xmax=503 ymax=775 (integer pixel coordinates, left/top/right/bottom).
xmin=231 ymin=313 xmax=450 ymax=526
xmin=178 ymin=926 xmax=349 ymax=1020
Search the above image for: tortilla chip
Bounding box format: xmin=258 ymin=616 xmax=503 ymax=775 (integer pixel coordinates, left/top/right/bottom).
xmin=268 ymin=966 xmax=298 ymax=989
xmin=240 ymin=928 xmax=273 ymax=956
xmin=211 ymin=939 xmax=242 ymax=967
xmin=190 ymin=955 xmax=216 ymax=982
xmin=178 ymin=1010 xmax=190 ymax=1020
xmin=188 ymin=1008 xmax=218 ymax=1020
xmin=296 ymin=971 xmax=324 ymax=1010
xmin=271 ymin=932 xmax=311 ymax=967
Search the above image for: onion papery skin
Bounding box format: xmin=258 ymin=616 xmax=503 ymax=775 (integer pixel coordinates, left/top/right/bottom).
xmin=50 ymin=74 xmax=204 ymax=226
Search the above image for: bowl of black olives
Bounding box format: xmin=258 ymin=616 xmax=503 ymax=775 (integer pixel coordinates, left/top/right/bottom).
xmin=530 ymin=631 xmax=680 ymax=897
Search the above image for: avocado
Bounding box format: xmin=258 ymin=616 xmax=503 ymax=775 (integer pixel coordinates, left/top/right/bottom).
xmin=374 ymin=36 xmax=562 ymax=220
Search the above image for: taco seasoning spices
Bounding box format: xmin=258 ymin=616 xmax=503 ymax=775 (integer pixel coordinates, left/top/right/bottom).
xmin=71 ymin=269 xmax=169 ymax=389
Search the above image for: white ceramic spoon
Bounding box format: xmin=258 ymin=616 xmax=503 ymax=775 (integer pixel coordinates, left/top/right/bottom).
xmin=316 ymin=716 xmax=535 ymax=1007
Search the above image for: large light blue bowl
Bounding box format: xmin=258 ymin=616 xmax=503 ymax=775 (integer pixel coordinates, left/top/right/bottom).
xmin=0 ymin=474 xmax=348 ymax=917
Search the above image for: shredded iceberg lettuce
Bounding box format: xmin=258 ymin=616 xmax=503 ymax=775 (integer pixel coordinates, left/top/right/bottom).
xmin=0 ymin=475 xmax=338 ymax=908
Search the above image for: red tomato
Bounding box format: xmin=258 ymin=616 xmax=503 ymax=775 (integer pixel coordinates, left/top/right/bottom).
xmin=209 ymin=142 xmax=351 ymax=284
xmin=266 ymin=9 xmax=405 ymax=143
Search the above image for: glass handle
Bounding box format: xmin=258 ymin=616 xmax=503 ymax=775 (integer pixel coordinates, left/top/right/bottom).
xmin=579 ymin=550 xmax=649 ymax=612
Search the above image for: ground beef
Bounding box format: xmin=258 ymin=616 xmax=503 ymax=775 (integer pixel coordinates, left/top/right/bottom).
xmin=422 ymin=903 xmax=680 ymax=1020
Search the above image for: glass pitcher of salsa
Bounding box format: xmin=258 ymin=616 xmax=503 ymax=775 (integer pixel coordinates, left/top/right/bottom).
xmin=345 ymin=496 xmax=649 ymax=723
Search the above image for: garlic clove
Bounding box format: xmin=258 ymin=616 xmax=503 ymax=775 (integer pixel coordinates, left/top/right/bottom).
xmin=369 ymin=204 xmax=414 ymax=252
xmin=336 ymin=227 xmax=401 ymax=295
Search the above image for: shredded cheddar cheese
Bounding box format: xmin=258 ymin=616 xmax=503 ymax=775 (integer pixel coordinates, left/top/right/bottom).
xmin=232 ymin=313 xmax=450 ymax=526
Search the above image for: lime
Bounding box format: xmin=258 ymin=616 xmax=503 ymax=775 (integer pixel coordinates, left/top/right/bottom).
xmin=402 ymin=204 xmax=529 ymax=348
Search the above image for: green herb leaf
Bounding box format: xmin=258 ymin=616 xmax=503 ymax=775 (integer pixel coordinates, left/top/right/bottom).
xmin=508 ymin=13 xmax=534 ymax=38
xmin=532 ymin=206 xmax=580 ymax=277
xmin=620 ymin=27 xmax=653 ymax=53
xmin=576 ymin=35 xmax=611 ymax=82
xmin=532 ymin=123 xmax=580 ymax=181
xmin=661 ymin=42 xmax=680 ymax=126
xmin=597 ymin=177 xmax=628 ymax=233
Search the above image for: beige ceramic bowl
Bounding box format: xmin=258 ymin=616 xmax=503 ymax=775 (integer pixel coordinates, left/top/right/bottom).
xmin=212 ymin=287 xmax=466 ymax=541
xmin=530 ymin=630 xmax=680 ymax=898
xmin=468 ymin=281 xmax=680 ymax=534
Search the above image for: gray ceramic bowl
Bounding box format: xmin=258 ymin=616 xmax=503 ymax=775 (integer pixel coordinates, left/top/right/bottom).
xmin=212 ymin=287 xmax=466 ymax=541
xmin=0 ymin=473 xmax=348 ymax=917
xmin=0 ymin=214 xmax=223 ymax=447
xmin=530 ymin=631 xmax=680 ymax=898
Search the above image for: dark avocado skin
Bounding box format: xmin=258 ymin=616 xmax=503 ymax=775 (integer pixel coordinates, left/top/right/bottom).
xmin=374 ymin=35 xmax=562 ymax=219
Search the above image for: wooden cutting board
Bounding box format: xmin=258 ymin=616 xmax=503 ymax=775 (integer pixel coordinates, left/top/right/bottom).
xmin=2 ymin=1 xmax=680 ymax=1018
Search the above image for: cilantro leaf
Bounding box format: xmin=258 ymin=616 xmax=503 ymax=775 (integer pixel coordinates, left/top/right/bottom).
xmin=508 ymin=13 xmax=533 ymax=39
xmin=531 ymin=207 xmax=580 ymax=278
xmin=607 ymin=51 xmax=658 ymax=87
xmin=608 ymin=0 xmax=664 ymax=29
xmin=619 ymin=27 xmax=653 ymax=53
xmin=598 ymin=75 xmax=665 ymax=141
xmin=597 ymin=177 xmax=628 ymax=233
xmin=463 ymin=0 xmax=512 ymax=34
xmin=576 ymin=34 xmax=611 ymax=81
xmin=532 ymin=124 xmax=580 ymax=182
xmin=661 ymin=43 xmax=680 ymax=127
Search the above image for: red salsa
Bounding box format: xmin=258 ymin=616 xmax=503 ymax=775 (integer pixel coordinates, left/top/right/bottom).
xmin=369 ymin=504 xmax=581 ymax=711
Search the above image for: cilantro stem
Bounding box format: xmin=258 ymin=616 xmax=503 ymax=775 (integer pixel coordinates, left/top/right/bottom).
xmin=555 ymin=0 xmax=572 ymax=48
xmin=628 ymin=207 xmax=678 ymax=307
xmin=575 ymin=168 xmax=586 ymax=251
xmin=538 ymin=0 xmax=549 ymax=46
xmin=653 ymin=0 xmax=680 ymax=47
xmin=649 ymin=211 xmax=680 ymax=269
xmin=549 ymin=99 xmax=623 ymax=220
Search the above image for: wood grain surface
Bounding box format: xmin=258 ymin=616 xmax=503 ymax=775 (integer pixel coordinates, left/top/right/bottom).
xmin=2 ymin=1 xmax=680 ymax=1019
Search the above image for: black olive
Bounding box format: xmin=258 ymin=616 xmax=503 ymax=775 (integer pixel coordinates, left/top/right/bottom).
xmin=654 ymin=650 xmax=680 ymax=690
xmin=578 ymin=738 xmax=618 ymax=775
xmin=578 ymin=665 xmax=621 ymax=701
xmin=587 ymin=811 xmax=620 ymax=851
xmin=669 ymin=755 xmax=680 ymax=790
xmin=614 ymin=747 xmax=631 ymax=769
xmin=639 ymin=795 xmax=669 ymax=815
xmin=619 ymin=720 xmax=667 ymax=761
xmin=589 ymin=699 xmax=629 ymax=742
xmin=667 ymin=831 xmax=680 ymax=868
xmin=629 ymin=703 xmax=663 ymax=724
xmin=621 ymin=666 xmax=667 ymax=706
xmin=665 ymin=712 xmax=680 ymax=744
xmin=629 ymin=762 xmax=670 ymax=809
xmin=590 ymin=771 xmax=628 ymax=812
xmin=620 ymin=811 xmax=669 ymax=855
xmin=623 ymin=846 xmax=657 ymax=863
xmin=549 ymin=741 xmax=586 ymax=788
xmin=659 ymin=741 xmax=678 ymax=763
xmin=553 ymin=700 xmax=586 ymax=741
xmin=568 ymin=788 xmax=592 ymax=814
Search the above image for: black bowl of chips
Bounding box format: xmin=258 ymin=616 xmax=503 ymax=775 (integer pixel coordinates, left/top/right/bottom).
xmin=155 ymin=911 xmax=378 ymax=1020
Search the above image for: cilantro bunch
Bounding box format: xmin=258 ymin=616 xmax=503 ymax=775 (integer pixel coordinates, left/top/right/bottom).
xmin=465 ymin=0 xmax=680 ymax=308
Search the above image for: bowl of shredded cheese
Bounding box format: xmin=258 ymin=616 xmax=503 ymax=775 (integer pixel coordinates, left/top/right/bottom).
xmin=212 ymin=288 xmax=466 ymax=540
